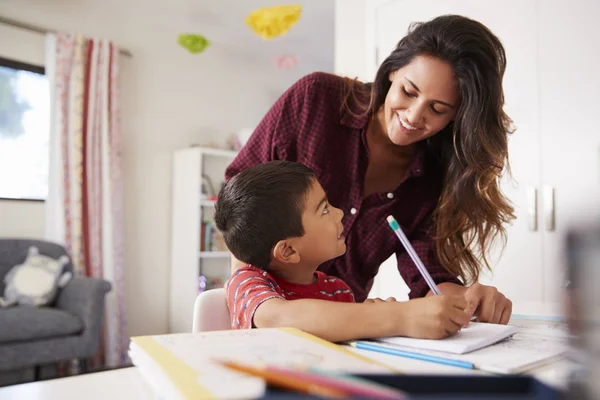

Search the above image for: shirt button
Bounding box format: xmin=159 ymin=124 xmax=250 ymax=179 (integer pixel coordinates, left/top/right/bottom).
xmin=350 ymin=207 xmax=357 ymax=215
xmin=387 ymin=192 xmax=394 ymax=199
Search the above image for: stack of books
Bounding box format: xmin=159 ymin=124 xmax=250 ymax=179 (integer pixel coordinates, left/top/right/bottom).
xmin=128 ymin=327 xmax=404 ymax=399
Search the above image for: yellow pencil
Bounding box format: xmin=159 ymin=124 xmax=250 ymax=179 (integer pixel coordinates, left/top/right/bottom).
xmin=216 ymin=360 xmax=348 ymax=398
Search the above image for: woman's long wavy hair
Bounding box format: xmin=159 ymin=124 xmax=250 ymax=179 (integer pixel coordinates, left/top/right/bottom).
xmin=343 ymin=15 xmax=516 ymax=284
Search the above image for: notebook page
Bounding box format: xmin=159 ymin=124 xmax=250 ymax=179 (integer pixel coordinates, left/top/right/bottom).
xmin=376 ymin=322 xmax=518 ymax=354
xmin=151 ymin=328 xmax=392 ymax=373
xmin=369 ymin=325 xmax=567 ymax=374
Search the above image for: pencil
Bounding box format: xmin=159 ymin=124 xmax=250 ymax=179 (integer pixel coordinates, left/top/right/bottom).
xmin=216 ymin=360 xmax=347 ymax=398
xmin=268 ymin=365 xmax=407 ymax=399
xmin=351 ymin=341 xmax=474 ymax=370
xmin=387 ymin=215 xmax=441 ymax=295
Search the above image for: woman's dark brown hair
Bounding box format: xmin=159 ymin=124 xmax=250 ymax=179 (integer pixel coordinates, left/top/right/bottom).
xmin=344 ymin=14 xmax=515 ymax=284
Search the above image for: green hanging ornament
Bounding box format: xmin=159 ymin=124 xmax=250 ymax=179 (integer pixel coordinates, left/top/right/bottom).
xmin=178 ymin=34 xmax=211 ymax=54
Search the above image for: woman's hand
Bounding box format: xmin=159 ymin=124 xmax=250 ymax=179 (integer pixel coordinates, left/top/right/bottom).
xmin=463 ymin=283 xmax=512 ymax=324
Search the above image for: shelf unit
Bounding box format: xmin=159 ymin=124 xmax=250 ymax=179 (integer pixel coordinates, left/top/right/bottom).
xmin=169 ymin=146 xmax=237 ymax=333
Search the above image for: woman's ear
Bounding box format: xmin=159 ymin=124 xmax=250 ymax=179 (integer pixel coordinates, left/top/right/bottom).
xmin=272 ymin=240 xmax=300 ymax=265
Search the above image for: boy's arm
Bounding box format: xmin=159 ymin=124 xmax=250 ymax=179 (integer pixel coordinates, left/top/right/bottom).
xmin=254 ymin=298 xmax=402 ymax=342
xmin=254 ymin=296 xmax=470 ymax=343
xmin=227 ymin=266 xmax=471 ymax=341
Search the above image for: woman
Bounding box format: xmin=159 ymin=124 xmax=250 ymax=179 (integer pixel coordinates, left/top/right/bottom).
xmin=226 ymin=15 xmax=514 ymax=324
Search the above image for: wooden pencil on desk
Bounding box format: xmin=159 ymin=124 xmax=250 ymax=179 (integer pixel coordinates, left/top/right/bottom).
xmin=216 ymin=360 xmax=347 ymax=398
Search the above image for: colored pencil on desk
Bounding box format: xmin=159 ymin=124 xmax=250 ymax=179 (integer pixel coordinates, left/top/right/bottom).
xmin=302 ymin=367 xmax=407 ymax=399
xmin=216 ymin=360 xmax=346 ymax=398
xmin=216 ymin=359 xmax=407 ymax=399
xmin=352 ymin=341 xmax=474 ymax=370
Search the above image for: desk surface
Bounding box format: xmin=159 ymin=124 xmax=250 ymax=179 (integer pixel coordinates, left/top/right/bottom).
xmin=0 ymin=367 xmax=154 ymax=400
xmin=0 ymin=347 xmax=574 ymax=400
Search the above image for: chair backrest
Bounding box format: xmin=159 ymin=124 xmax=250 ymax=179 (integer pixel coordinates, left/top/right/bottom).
xmin=192 ymin=288 xmax=231 ymax=332
xmin=0 ymin=239 xmax=74 ymax=294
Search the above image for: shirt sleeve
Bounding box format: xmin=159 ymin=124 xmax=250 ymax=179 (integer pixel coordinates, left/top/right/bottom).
xmin=397 ymin=217 xmax=463 ymax=299
xmin=224 ymin=74 xmax=312 ymax=180
xmin=225 ymin=268 xmax=285 ymax=329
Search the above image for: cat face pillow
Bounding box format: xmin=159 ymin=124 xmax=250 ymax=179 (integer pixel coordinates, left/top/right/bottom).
xmin=0 ymin=246 xmax=72 ymax=307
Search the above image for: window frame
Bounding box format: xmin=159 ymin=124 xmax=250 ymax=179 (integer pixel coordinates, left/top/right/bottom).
xmin=0 ymin=56 xmax=47 ymax=203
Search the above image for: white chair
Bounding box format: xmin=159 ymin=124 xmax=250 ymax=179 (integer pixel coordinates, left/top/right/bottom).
xmin=191 ymin=288 xmax=231 ymax=333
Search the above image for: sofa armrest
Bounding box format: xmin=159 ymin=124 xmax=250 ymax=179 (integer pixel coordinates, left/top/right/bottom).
xmin=55 ymin=276 xmax=112 ymax=350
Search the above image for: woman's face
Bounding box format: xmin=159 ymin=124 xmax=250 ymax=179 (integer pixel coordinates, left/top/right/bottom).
xmin=383 ymin=55 xmax=460 ymax=146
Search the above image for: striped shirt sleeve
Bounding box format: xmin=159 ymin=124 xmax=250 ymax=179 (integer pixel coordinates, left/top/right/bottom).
xmin=225 ymin=267 xmax=285 ymax=329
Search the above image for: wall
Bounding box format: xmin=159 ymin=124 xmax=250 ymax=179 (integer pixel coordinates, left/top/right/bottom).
xmin=0 ymin=25 xmax=46 ymax=239
xmin=334 ymin=0 xmax=369 ymax=81
xmin=0 ymin=2 xmax=320 ymax=337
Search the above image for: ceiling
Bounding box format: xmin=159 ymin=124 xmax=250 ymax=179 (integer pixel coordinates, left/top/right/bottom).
xmin=158 ymin=0 xmax=336 ymax=71
xmin=0 ymin=0 xmax=335 ymax=73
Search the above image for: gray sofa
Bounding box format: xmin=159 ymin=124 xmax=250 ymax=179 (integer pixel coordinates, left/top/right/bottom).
xmin=0 ymin=239 xmax=111 ymax=377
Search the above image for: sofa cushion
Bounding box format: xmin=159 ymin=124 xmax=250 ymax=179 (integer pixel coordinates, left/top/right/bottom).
xmin=0 ymin=306 xmax=83 ymax=344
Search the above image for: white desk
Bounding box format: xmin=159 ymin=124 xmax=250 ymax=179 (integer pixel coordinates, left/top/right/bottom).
xmin=0 ymin=351 xmax=573 ymax=400
xmin=0 ymin=367 xmax=155 ymax=400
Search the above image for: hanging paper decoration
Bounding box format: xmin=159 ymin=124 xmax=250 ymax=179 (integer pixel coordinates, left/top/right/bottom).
xmin=178 ymin=34 xmax=211 ymax=54
xmin=245 ymin=4 xmax=302 ymax=40
xmin=273 ymin=55 xmax=298 ymax=70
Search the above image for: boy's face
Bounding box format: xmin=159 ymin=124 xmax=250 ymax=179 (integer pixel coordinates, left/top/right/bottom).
xmin=296 ymin=179 xmax=346 ymax=265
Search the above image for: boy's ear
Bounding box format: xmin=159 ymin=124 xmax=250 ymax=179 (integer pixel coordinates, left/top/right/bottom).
xmin=272 ymin=240 xmax=300 ymax=265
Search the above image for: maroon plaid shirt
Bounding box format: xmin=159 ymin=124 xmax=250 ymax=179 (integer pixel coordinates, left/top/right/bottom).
xmin=225 ymin=72 xmax=461 ymax=302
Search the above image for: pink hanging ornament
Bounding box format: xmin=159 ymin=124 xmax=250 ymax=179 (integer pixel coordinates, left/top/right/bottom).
xmin=273 ymin=55 xmax=298 ymax=70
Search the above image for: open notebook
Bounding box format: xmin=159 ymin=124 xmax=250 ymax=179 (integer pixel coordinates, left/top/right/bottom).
xmin=376 ymin=322 xmax=518 ymax=355
xmin=129 ymin=327 xmax=395 ymax=400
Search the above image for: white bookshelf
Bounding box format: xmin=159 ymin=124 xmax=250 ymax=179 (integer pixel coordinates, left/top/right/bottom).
xmin=169 ymin=146 xmax=237 ymax=333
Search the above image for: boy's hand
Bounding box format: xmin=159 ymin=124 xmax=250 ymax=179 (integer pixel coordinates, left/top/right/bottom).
xmin=399 ymin=295 xmax=471 ymax=339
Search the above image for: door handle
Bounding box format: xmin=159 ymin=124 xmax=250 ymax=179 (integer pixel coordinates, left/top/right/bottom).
xmin=544 ymin=186 xmax=555 ymax=231
xmin=527 ymin=186 xmax=537 ymax=231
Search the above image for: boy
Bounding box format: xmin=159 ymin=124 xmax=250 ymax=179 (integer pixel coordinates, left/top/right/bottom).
xmin=215 ymin=161 xmax=470 ymax=342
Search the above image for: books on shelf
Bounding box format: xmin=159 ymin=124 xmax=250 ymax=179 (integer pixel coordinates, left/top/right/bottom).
xmin=200 ymin=219 xmax=228 ymax=253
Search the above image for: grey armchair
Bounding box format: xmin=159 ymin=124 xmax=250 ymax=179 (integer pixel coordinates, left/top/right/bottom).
xmin=0 ymin=239 xmax=111 ymax=377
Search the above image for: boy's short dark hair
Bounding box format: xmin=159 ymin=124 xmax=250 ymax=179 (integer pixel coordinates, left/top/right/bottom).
xmin=214 ymin=160 xmax=316 ymax=270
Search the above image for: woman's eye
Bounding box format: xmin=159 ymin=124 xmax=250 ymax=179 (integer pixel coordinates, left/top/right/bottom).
xmin=402 ymin=87 xmax=417 ymax=98
xmin=322 ymin=204 xmax=329 ymax=215
xmin=430 ymin=105 xmax=444 ymax=115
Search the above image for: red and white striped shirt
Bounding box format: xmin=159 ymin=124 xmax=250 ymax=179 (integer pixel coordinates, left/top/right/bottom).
xmin=226 ymin=265 xmax=355 ymax=329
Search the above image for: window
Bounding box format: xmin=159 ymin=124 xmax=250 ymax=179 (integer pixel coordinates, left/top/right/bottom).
xmin=0 ymin=57 xmax=49 ymax=201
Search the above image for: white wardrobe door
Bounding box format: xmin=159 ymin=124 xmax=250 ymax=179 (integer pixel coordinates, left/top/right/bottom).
xmin=538 ymin=0 xmax=600 ymax=307
xmin=372 ymin=0 xmax=544 ymax=308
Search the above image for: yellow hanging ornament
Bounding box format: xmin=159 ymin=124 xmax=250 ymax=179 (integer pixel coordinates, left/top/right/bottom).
xmin=245 ymin=4 xmax=302 ymax=40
